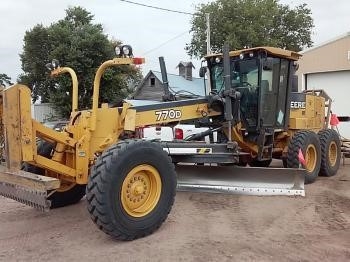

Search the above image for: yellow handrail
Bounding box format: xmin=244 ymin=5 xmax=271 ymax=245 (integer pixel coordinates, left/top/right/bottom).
xmin=51 ymin=67 xmax=79 ymax=112
xmin=90 ymin=57 xmax=144 ymax=131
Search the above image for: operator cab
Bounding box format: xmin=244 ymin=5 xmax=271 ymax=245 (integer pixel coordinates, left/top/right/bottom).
xmin=205 ymin=47 xmax=301 ymax=133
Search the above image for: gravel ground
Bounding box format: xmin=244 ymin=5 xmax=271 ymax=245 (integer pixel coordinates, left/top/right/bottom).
xmin=0 ymin=159 xmax=349 ymax=262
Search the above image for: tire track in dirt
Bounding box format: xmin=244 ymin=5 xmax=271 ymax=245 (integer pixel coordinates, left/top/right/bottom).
xmin=314 ymin=190 xmax=350 ymax=230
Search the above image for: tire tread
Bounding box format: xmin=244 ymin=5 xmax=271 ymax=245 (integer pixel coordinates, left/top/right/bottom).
xmin=286 ymin=130 xmax=321 ymax=184
xmin=86 ymin=139 xmax=176 ymax=240
xmin=318 ymin=129 xmax=341 ymax=176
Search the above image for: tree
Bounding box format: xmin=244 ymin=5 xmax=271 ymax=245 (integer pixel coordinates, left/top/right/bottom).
xmin=0 ymin=73 xmax=13 ymax=86
xmin=19 ymin=6 xmax=142 ymax=118
xmin=186 ymin=0 xmax=314 ymax=58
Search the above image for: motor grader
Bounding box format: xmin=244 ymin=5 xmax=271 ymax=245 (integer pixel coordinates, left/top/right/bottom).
xmin=0 ymin=45 xmax=341 ymax=240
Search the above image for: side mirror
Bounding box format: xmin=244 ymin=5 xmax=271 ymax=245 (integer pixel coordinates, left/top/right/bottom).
xmin=199 ymin=66 xmax=207 ymax=78
xmin=293 ymin=62 xmax=299 ymax=71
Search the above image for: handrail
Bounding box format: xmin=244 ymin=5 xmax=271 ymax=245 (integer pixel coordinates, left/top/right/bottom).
xmin=51 ymin=67 xmax=79 ymax=112
xmin=90 ymin=57 xmax=144 ymax=131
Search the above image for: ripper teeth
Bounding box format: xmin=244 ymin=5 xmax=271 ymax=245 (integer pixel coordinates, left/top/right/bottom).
xmin=0 ymin=182 xmax=50 ymax=211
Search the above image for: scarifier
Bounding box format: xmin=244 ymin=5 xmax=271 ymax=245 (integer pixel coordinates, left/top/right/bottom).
xmin=0 ymin=45 xmax=341 ymax=240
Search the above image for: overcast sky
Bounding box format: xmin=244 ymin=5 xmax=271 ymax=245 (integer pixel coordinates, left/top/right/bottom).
xmin=0 ymin=0 xmax=349 ymax=81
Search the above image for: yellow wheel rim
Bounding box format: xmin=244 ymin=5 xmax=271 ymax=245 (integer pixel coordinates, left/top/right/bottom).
xmin=305 ymin=144 xmax=317 ymax=172
xmin=121 ymin=164 xmax=162 ymax=218
xmin=328 ymin=141 xmax=337 ymax=167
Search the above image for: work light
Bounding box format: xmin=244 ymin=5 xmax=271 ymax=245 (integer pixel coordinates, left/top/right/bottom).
xmin=115 ymin=46 xmax=121 ymax=56
xmin=45 ymin=63 xmax=53 ymax=71
xmin=51 ymin=59 xmax=60 ymax=69
xmin=122 ymin=45 xmax=133 ymax=57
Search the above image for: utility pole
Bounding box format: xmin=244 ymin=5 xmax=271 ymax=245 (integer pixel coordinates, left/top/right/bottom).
xmin=206 ymin=13 xmax=211 ymax=54
xmin=205 ymin=13 xmax=211 ymax=95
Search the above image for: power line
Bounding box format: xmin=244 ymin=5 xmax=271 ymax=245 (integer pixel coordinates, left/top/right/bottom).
xmin=142 ymin=31 xmax=188 ymax=55
xmin=120 ymin=0 xmax=194 ymax=15
xmin=119 ymin=1 xmax=206 ymax=58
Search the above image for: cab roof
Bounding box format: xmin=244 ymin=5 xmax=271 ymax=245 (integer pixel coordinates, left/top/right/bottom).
xmin=205 ymin=46 xmax=301 ymax=61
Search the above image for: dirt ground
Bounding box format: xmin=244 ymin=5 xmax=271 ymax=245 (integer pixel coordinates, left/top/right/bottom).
xmin=0 ymin=160 xmax=349 ymax=262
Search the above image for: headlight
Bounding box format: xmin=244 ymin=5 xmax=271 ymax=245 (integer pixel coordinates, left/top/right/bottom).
xmin=215 ymin=57 xmax=221 ymax=63
xmin=249 ymin=52 xmax=254 ymax=58
xmin=239 ymin=53 xmax=244 ymax=60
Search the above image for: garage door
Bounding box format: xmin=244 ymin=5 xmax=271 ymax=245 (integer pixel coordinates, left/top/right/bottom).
xmin=307 ymin=70 xmax=350 ymax=139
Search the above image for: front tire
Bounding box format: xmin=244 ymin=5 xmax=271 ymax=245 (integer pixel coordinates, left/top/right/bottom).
xmin=318 ymin=129 xmax=341 ymax=177
xmin=287 ymin=131 xmax=321 ymax=184
xmin=86 ymin=140 xmax=176 ymax=241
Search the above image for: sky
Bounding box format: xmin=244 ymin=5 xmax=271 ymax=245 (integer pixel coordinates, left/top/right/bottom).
xmin=0 ymin=0 xmax=349 ymax=82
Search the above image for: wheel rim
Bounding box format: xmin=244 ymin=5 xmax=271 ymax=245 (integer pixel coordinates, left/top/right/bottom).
xmin=121 ymin=164 xmax=162 ymax=218
xmin=328 ymin=141 xmax=337 ymax=167
xmin=305 ymin=144 xmax=317 ymax=172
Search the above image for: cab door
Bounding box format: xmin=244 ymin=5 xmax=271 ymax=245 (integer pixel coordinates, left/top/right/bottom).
xmin=259 ymin=57 xmax=291 ymax=129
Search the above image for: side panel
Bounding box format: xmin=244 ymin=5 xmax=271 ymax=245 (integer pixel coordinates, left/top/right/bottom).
xmin=89 ymin=106 xmax=120 ymax=153
xmin=289 ymin=93 xmax=325 ymax=131
xmin=129 ymin=103 xmax=221 ymax=129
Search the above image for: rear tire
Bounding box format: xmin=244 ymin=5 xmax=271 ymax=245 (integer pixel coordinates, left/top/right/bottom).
xmin=86 ymin=140 xmax=176 ymax=240
xmin=318 ymin=129 xmax=341 ymax=177
xmin=286 ymin=131 xmax=321 ymax=184
xmin=23 ymin=141 xmax=86 ymax=208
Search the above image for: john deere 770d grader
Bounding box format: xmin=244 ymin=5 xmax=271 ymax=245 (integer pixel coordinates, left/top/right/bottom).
xmin=0 ymin=45 xmax=341 ymax=240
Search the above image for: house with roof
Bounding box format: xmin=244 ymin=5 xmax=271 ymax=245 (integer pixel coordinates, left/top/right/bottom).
xmin=297 ymin=32 xmax=350 ymax=137
xmin=133 ymin=61 xmax=206 ymax=101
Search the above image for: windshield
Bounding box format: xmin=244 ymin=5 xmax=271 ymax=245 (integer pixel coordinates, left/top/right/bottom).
xmin=210 ymin=57 xmax=260 ymax=128
xmin=210 ymin=58 xmax=259 ymax=93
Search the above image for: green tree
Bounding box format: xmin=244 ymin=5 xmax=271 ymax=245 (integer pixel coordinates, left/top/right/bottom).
xmin=19 ymin=6 xmax=142 ymax=118
xmin=186 ymin=0 xmax=314 ymax=58
xmin=0 ymin=73 xmax=13 ymax=86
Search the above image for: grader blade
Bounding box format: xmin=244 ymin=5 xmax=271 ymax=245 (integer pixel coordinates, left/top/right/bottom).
xmin=0 ymin=168 xmax=60 ymax=211
xmin=176 ymin=165 xmax=305 ymax=196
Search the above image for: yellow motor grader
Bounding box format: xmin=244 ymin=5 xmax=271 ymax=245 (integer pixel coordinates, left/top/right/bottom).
xmin=0 ymin=45 xmax=341 ymax=240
